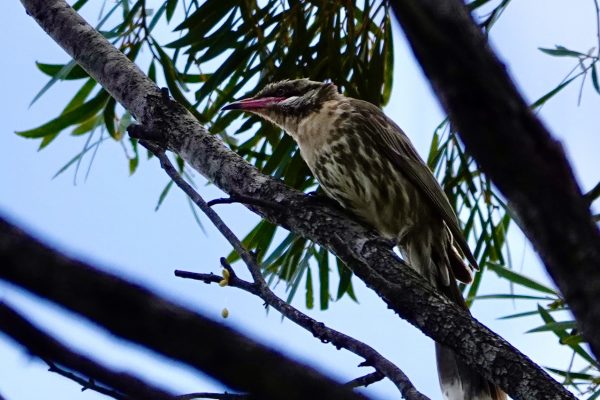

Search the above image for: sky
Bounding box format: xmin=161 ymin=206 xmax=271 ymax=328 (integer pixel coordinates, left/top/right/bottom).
xmin=1 ymin=1 xmax=600 ymax=399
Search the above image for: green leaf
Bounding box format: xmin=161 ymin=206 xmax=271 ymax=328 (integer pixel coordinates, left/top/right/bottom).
xmin=39 ymin=74 xmax=96 ymax=151
xmin=336 ymin=258 xmax=356 ymax=301
xmin=228 ymin=220 xmax=277 ymax=264
xmin=63 ymin=78 xmax=97 ymax=114
xmin=592 ymin=64 xmax=600 ymax=95
xmin=531 ymin=75 xmax=578 ymax=109
xmin=38 ymin=132 xmax=61 ymax=150
xmin=148 ymin=61 xmax=157 ymax=83
xmin=71 ymin=114 xmax=102 ymax=136
xmin=487 ymin=262 xmax=558 ymax=295
xmin=31 ymin=60 xmax=80 ymax=106
xmin=154 ymin=42 xmax=205 ymax=122
xmin=285 ymin=245 xmax=310 ymax=304
xmin=318 ymin=247 xmax=330 ymax=310
xmin=72 ymin=0 xmax=89 ymax=10
xmin=129 ymin=156 xmax=139 ymax=175
xmin=381 ymin=15 xmax=394 ymax=105
xmin=472 ymin=294 xmax=554 ymax=301
xmin=305 ymin=267 xmax=314 ymax=309
xmin=117 ymin=111 xmax=133 ymax=138
xmin=527 ymin=320 xmax=578 ymax=333
xmin=52 ymin=136 xmax=107 ymax=179
xmin=103 ymin=97 xmax=118 ymax=139
xmin=560 ymin=334 xmax=584 ymax=346
xmin=536 ymin=305 xmax=598 ymax=367
xmin=588 ymin=389 xmax=600 ymax=400
xmin=262 ymin=232 xmax=295 ymax=267
xmin=148 ymin=2 xmax=167 ymax=32
xmin=155 ymin=180 xmax=174 ymax=211
xmin=175 ymin=0 xmax=237 ymax=31
xmin=17 ymin=90 xmax=109 ymax=138
xmin=36 ymin=62 xmax=89 ymax=80
xmin=499 ymin=307 xmax=564 ymax=320
xmin=186 ymin=196 xmax=206 ymax=234
xmin=166 ymin=0 xmax=178 ymax=22
xmin=545 ymin=367 xmax=596 ymax=381
xmin=539 ymin=46 xmax=586 ymax=58
xmin=467 ymin=0 xmax=495 ymax=10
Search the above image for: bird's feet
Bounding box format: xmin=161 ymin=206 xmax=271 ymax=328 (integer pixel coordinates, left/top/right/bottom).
xmin=304 ymin=189 xmax=340 ymax=208
xmin=126 ymin=87 xmax=174 ymax=148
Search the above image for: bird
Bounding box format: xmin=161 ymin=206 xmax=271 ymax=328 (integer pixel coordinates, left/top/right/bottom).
xmin=222 ymin=78 xmax=505 ymax=400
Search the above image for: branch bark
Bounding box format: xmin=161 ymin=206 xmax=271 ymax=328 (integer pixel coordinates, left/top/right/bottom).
xmin=0 ymin=215 xmax=366 ymax=400
xmin=388 ymin=0 xmax=600 ymax=359
xmin=17 ymin=0 xmax=575 ymax=398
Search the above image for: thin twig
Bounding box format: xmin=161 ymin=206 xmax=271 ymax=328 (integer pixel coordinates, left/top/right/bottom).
xmin=140 ymin=141 xmax=429 ymax=400
xmin=0 ymin=301 xmax=174 ymax=400
xmin=45 ymin=360 xmax=125 ymax=399
xmin=584 ymin=180 xmax=600 ymax=204
xmin=345 ymin=371 xmax=385 ymax=388
xmin=140 ymin=140 xmax=264 ymax=285
xmin=175 ymin=392 xmax=249 ymax=400
xmin=174 ymin=269 xmax=259 ymax=296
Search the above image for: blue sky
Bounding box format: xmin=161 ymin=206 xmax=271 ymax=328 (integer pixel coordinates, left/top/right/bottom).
xmin=1 ymin=1 xmax=599 ymax=399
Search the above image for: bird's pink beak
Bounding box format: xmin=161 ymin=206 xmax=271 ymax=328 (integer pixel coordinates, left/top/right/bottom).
xmin=222 ymin=97 xmax=285 ymax=111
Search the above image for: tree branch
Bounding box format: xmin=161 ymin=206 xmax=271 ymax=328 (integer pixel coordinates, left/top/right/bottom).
xmin=174 ymin=393 xmax=248 ymax=400
xmin=345 ymin=371 xmax=385 ymax=389
xmin=0 ymin=215 xmax=366 ymax=400
xmin=145 ymin=141 xmax=427 ymax=399
xmin=17 ymin=0 xmax=574 ymax=398
xmin=0 ymin=300 xmax=174 ymax=400
xmin=388 ymin=0 xmax=600 ymax=360
xmin=584 ymin=180 xmax=600 ymax=204
xmin=176 ymin=258 xmax=425 ymax=400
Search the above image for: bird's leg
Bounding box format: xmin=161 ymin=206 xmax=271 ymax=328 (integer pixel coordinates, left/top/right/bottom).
xmin=207 ymin=195 xmax=285 ymax=211
xmin=304 ymin=188 xmax=342 ymax=209
xmin=127 ymin=124 xmax=167 ymax=146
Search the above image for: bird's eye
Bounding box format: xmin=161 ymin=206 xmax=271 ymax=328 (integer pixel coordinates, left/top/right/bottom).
xmin=275 ymin=88 xmax=285 ymax=97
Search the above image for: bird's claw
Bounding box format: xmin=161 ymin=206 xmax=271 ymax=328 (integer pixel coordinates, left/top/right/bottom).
xmin=127 ymin=124 xmax=167 ymax=148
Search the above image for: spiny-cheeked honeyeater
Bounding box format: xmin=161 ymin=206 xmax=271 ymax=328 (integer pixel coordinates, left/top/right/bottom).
xmin=223 ymin=79 xmax=505 ymax=400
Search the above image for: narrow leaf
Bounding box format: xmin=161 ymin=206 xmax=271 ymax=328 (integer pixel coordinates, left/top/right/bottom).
xmin=17 ymin=90 xmax=109 ymax=138
xmin=155 ymin=180 xmax=174 ymax=211
xmin=487 ymin=262 xmax=558 ymax=295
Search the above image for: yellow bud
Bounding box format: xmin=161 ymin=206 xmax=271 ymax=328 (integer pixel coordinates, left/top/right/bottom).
xmin=221 ymin=308 xmax=229 ymax=318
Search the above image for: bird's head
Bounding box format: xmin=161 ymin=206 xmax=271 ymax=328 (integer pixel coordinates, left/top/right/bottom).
xmin=222 ymin=79 xmax=340 ymax=135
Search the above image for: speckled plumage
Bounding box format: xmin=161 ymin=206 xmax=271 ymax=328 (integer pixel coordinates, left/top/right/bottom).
xmin=223 ymin=79 xmax=505 ymax=400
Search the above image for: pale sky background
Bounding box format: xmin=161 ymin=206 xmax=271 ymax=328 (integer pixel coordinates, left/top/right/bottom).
xmin=1 ymin=1 xmax=600 ymax=399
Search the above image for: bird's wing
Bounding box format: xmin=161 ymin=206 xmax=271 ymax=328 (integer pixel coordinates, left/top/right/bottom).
xmin=351 ymin=99 xmax=479 ymax=270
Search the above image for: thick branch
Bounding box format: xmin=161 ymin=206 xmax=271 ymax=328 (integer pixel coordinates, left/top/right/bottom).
xmin=388 ymin=0 xmax=600 ymax=359
xmin=0 ymin=216 xmax=366 ymax=400
xmin=0 ymin=301 xmax=174 ymax=400
xmin=18 ymin=0 xmax=573 ymax=398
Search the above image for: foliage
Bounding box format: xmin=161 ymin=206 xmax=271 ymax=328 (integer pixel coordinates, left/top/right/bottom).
xmin=16 ymin=0 xmax=600 ymax=396
xmin=18 ymin=0 xmax=394 ymax=308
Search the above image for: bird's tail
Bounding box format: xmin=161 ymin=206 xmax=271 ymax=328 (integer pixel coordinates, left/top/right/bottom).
xmin=436 ymin=342 xmax=505 ymax=400
xmin=436 ymin=260 xmax=507 ymax=400
xmin=403 ymin=235 xmax=506 ymax=400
